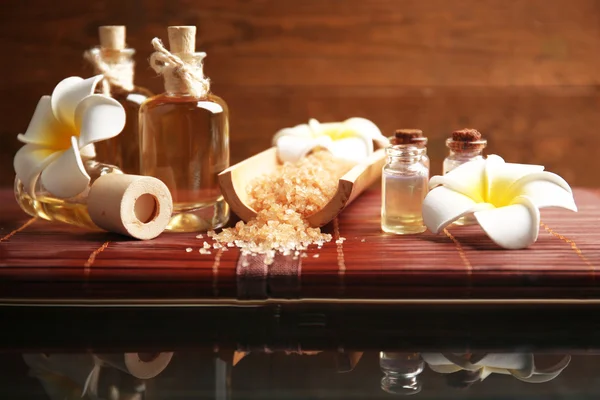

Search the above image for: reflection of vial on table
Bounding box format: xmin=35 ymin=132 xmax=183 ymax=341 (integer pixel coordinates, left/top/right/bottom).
xmin=442 ymin=129 xmax=487 ymax=226
xmin=381 ymin=132 xmax=429 ymax=235
xmin=380 ymin=352 xmax=424 ymax=395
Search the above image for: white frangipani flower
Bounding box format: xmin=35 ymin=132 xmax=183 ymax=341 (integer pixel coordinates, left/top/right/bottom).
xmin=422 ymin=155 xmax=577 ymax=249
xmin=14 ymin=75 xmax=126 ymax=198
xmin=272 ymin=117 xmax=389 ymax=163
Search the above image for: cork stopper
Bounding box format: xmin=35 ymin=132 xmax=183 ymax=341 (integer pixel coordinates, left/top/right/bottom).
xmin=452 ymin=128 xmax=482 ymax=142
xmin=99 ymin=25 xmax=126 ymax=50
xmin=168 ymin=26 xmax=196 ymax=54
xmin=447 ymin=128 xmax=487 ymax=152
xmin=391 ymin=129 xmax=428 ymax=146
xmin=87 ymin=174 xmax=173 ymax=240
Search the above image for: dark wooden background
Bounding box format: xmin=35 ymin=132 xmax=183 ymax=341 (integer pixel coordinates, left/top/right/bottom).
xmin=2 ymin=0 xmax=600 ymax=188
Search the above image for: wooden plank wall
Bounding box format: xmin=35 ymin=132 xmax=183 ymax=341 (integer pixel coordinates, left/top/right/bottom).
xmin=1 ymin=0 xmax=599 ymax=187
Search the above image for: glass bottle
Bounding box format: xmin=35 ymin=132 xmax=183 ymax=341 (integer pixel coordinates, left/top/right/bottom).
xmin=442 ymin=128 xmax=487 ymax=174
xmin=380 ymin=352 xmax=424 ymax=395
xmin=15 ymin=160 xmax=171 ymax=240
xmin=390 ymin=129 xmax=429 ymax=170
xmin=381 ymin=144 xmax=429 ymax=234
xmin=85 ymin=26 xmax=153 ymax=175
xmin=443 ymin=129 xmax=487 ymax=225
xmin=15 ymin=161 xmax=123 ymax=230
xmin=139 ymin=26 xmax=230 ymax=232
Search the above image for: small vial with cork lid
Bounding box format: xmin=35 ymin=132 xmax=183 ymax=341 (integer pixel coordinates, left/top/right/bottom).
xmin=139 ymin=26 xmax=230 ymax=232
xmin=443 ymin=128 xmax=487 ymax=174
xmin=381 ymin=131 xmax=429 ymax=235
xmin=84 ymin=26 xmax=153 ymax=175
xmin=390 ymin=129 xmax=429 ymax=170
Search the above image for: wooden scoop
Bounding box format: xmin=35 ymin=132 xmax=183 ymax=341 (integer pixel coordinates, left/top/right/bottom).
xmin=218 ymin=143 xmax=386 ymax=227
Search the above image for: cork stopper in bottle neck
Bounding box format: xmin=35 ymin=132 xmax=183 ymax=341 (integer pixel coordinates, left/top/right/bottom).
xmin=168 ymin=26 xmax=196 ymax=54
xmin=447 ymin=128 xmax=487 ymax=152
xmin=99 ymin=25 xmax=126 ymax=50
xmin=391 ymin=129 xmax=428 ymax=146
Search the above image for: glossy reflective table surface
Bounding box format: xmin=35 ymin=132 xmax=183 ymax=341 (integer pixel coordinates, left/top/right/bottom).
xmin=1 ymin=304 xmax=600 ymax=399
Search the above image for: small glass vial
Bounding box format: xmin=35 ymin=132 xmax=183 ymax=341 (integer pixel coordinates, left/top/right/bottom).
xmin=381 ymin=139 xmax=429 ymax=235
xmin=139 ymin=26 xmax=230 ymax=232
xmin=85 ymin=26 xmax=153 ymax=174
xmin=380 ymin=352 xmax=424 ymax=395
xmin=443 ymin=129 xmax=487 ymax=226
xmin=443 ymin=128 xmax=487 ymax=174
xmin=390 ymin=129 xmax=429 ymax=170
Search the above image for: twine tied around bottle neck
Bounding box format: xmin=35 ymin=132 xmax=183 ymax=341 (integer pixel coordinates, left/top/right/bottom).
xmin=149 ymin=38 xmax=210 ymax=98
xmin=83 ymin=49 xmax=135 ymax=96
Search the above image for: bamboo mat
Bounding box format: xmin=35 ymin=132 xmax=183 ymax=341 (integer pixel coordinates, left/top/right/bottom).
xmin=0 ymin=188 xmax=599 ymax=304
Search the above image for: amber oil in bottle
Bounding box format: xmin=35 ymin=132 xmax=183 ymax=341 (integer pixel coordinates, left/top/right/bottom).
xmin=85 ymin=26 xmax=152 ymax=174
xmin=14 ymin=161 xmax=123 ymax=230
xmin=139 ymin=26 xmax=229 ymax=232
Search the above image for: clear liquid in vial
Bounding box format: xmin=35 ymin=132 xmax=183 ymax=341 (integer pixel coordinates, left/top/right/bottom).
xmin=381 ymin=172 xmax=428 ymax=234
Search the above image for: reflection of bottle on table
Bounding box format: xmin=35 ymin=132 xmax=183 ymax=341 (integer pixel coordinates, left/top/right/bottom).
xmin=379 ymin=352 xmax=424 ymax=395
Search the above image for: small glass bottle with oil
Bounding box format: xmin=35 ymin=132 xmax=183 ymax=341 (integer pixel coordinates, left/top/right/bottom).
xmin=443 ymin=128 xmax=487 ymax=225
xmin=84 ymin=25 xmax=153 ymax=174
xmin=381 ymin=140 xmax=429 ymax=235
xmin=139 ymin=26 xmax=230 ymax=233
xmin=443 ymin=128 xmax=487 ymax=174
xmin=15 ymin=161 xmax=123 ymax=230
xmin=15 ymin=160 xmax=172 ymax=240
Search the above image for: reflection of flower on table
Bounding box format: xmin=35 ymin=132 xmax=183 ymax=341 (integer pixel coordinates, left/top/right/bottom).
xmin=421 ymin=353 xmax=571 ymax=387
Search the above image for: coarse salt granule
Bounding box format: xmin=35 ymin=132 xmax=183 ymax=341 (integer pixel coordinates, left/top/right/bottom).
xmin=185 ymin=247 xmax=193 ymax=253
xmin=210 ymin=150 xmax=355 ymax=263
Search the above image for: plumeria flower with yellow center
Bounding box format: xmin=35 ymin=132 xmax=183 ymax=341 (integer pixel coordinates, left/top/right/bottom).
xmin=273 ymin=117 xmax=389 ymax=163
xmin=14 ymin=75 xmax=126 ymax=198
xmin=422 ymin=155 xmax=577 ymax=249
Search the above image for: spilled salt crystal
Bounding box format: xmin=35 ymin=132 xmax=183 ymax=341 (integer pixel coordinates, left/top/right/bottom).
xmin=185 ymin=247 xmax=192 ymax=253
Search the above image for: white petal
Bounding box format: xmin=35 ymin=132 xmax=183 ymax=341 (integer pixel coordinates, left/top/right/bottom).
xmin=40 ymin=137 xmax=90 ymax=198
xmin=422 ymin=186 xmax=494 ymax=233
xmin=51 ymin=76 xmax=102 ymax=129
xmin=79 ymin=143 xmax=96 ymax=159
xmin=429 ymin=158 xmax=487 ymax=203
xmin=343 ymin=117 xmax=388 ymax=147
xmin=272 ymin=123 xmax=313 ymax=145
xmin=17 ymin=96 xmax=72 ymax=150
xmin=75 ymin=94 xmax=126 ymax=148
xmin=328 ymin=137 xmax=369 ymax=163
xmin=13 ymin=144 xmax=60 ymax=195
xmin=474 ymin=195 xmax=540 ymax=249
xmin=276 ymin=135 xmax=333 ymax=163
xmin=485 ymin=155 xmax=544 ymax=205
xmin=508 ymin=172 xmax=577 ymax=212
xmin=308 ymin=118 xmax=325 ymax=135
